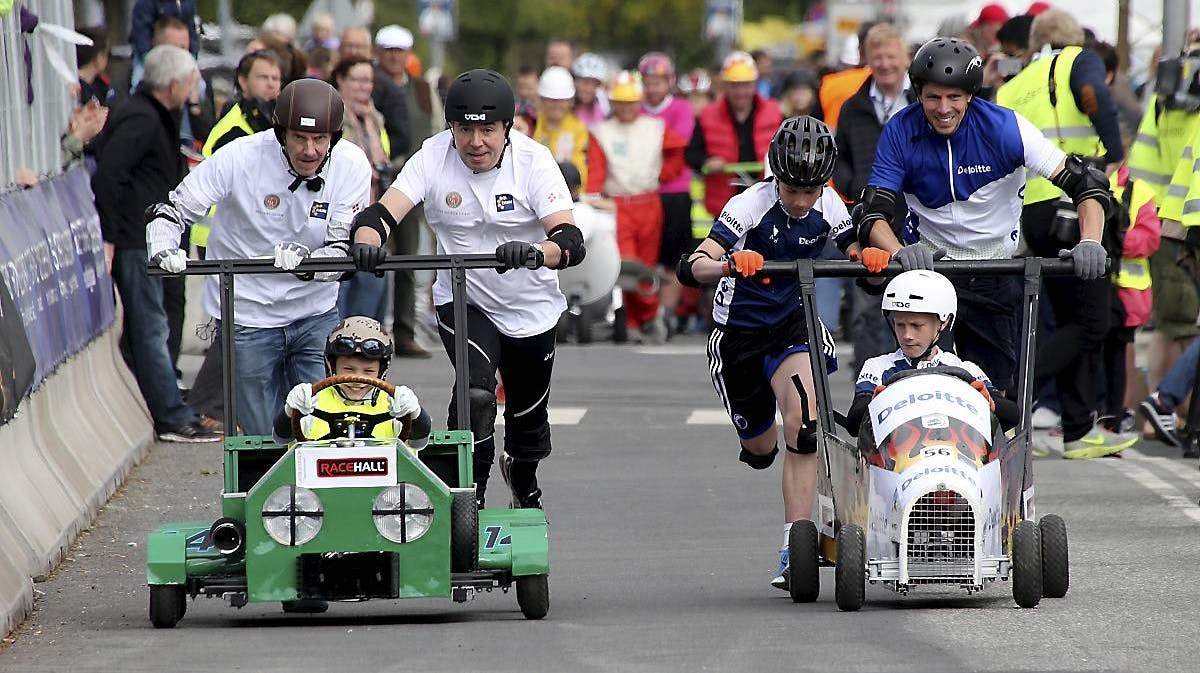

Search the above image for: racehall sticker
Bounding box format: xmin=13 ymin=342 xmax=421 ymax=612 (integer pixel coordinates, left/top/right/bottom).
xmin=295 ymin=445 xmax=397 ymax=488
xmin=867 ymin=375 xmax=991 ymax=447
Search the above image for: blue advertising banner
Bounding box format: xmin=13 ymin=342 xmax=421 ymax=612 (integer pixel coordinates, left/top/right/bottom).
xmin=0 ymin=165 xmax=113 ymax=404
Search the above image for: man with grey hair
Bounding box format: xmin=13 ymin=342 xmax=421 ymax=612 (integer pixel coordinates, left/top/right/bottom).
xmin=91 ymin=44 xmax=218 ymax=444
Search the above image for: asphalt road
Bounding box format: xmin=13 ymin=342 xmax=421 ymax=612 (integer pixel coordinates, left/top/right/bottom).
xmin=3 ymin=337 xmax=1200 ymax=673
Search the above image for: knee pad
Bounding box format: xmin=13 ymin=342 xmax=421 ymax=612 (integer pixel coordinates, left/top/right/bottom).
xmin=739 ymin=445 xmax=778 ymax=470
xmin=467 ymin=387 xmax=497 ymax=439
xmin=788 ymin=421 xmax=818 ymax=455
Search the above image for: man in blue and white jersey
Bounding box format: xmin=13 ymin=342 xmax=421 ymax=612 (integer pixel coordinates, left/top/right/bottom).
xmin=678 ymin=116 xmax=856 ymax=592
xmin=853 ymin=37 xmax=1113 ymax=395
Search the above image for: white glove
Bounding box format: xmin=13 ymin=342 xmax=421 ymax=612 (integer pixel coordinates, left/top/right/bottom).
xmin=284 ymin=383 xmax=317 ymax=416
xmin=389 ymin=385 xmax=421 ymax=419
xmin=152 ymin=248 xmax=188 ymax=273
xmin=273 ymin=241 xmax=310 ymax=271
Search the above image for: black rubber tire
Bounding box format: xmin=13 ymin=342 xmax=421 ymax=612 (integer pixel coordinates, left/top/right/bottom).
xmin=451 ymin=490 xmax=479 ymax=573
xmin=516 ymin=574 xmax=549 ymax=620
xmin=1011 ymin=519 xmax=1043 ymax=608
xmin=788 ymin=520 xmax=820 ymax=603
xmin=835 ymin=524 xmax=866 ymax=612
xmin=612 ymin=307 xmax=628 ymax=344
xmin=1039 ymin=514 xmax=1070 ymax=598
xmin=149 ymin=584 xmax=185 ymax=629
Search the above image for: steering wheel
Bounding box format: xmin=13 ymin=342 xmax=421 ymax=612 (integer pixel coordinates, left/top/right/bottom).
xmin=291 ymin=374 xmax=413 ymax=442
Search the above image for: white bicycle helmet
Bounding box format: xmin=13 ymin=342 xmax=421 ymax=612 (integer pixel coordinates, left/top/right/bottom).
xmin=572 ymin=52 xmax=610 ymax=83
xmin=881 ymin=270 xmax=957 ymax=330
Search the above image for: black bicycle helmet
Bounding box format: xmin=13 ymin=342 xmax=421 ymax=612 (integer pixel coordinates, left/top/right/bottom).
xmin=444 ymin=69 xmax=516 ymax=124
xmin=768 ymin=116 xmax=837 ymax=187
xmin=909 ymin=37 xmax=985 ymax=95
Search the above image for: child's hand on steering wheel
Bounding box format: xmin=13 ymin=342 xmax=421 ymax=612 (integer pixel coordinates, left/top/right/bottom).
xmin=285 ymin=383 xmax=317 ymax=416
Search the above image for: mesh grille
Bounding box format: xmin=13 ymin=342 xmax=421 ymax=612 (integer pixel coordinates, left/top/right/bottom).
xmin=906 ymin=490 xmax=975 ymax=582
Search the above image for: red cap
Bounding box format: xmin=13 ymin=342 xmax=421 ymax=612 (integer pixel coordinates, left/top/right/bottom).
xmin=1026 ymin=2 xmax=1051 ymax=16
xmin=971 ymin=3 xmax=1010 ymax=27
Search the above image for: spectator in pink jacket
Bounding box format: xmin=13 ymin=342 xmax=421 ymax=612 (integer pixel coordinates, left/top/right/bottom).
xmin=639 ymin=52 xmax=697 ymax=337
xmin=1102 ymin=164 xmax=1160 ymax=434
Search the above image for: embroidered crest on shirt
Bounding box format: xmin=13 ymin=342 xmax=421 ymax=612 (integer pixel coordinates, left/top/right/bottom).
xmin=446 ymin=191 xmax=462 ymax=208
xmin=309 ymin=201 xmax=330 ymax=219
xmin=495 ymin=193 xmax=515 ymax=212
xmin=263 ymin=194 xmax=280 ymax=210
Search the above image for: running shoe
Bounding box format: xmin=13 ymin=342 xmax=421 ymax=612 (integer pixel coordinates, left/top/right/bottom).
xmin=1062 ymin=426 xmax=1139 ymax=459
xmin=770 ymin=548 xmax=789 ymax=591
xmin=1138 ymin=393 xmax=1181 ymax=448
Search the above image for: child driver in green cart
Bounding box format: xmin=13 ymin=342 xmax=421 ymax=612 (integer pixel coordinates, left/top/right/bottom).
xmin=274 ymin=316 xmax=432 ymax=450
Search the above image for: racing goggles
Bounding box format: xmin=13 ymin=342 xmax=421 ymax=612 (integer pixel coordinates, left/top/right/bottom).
xmin=327 ymin=336 xmax=392 ymax=359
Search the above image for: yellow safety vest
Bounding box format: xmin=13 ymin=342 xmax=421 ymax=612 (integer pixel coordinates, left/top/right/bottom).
xmin=533 ymin=113 xmax=589 ymax=188
xmin=1158 ymin=121 xmax=1200 ymax=227
xmin=1109 ymin=173 xmax=1154 ymax=290
xmin=690 ymin=176 xmax=713 ymax=240
xmin=1127 ymin=97 xmax=1200 ymax=203
xmin=996 ymin=47 xmax=1106 ymax=205
xmin=303 ymin=386 xmax=397 ymax=441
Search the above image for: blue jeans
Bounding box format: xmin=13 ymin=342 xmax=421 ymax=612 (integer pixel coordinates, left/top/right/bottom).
xmin=1159 ymin=336 xmax=1200 ymax=407
xmin=338 ymin=271 xmax=388 ymax=322
xmin=111 ymin=248 xmax=197 ymax=432
xmin=223 ymin=308 xmax=340 ymax=436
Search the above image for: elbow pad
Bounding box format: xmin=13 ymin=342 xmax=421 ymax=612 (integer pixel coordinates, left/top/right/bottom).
xmin=1051 ymin=155 xmax=1114 ymax=214
xmin=349 ymin=202 xmax=398 ymax=245
xmin=677 ymin=250 xmax=716 ymax=288
xmin=855 ymin=186 xmax=899 ymax=248
xmin=547 ymin=222 xmax=585 ymax=269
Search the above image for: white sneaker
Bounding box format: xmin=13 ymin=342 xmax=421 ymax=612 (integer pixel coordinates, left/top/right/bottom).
xmin=1032 ymin=406 xmax=1061 ymax=430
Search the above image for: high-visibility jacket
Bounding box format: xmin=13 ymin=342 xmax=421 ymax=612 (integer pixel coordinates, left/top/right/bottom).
xmin=533 ymin=113 xmax=590 ymax=189
xmin=996 ymin=47 xmax=1106 ymax=205
xmin=302 ymin=386 xmax=397 ymax=441
xmin=689 ymin=176 xmax=712 ymax=240
xmin=819 ymin=67 xmax=871 ymax=129
xmin=1158 ymin=123 xmax=1200 ymax=228
xmin=1109 ymin=172 xmax=1154 ymax=291
xmin=1127 ymin=96 xmax=1200 ymax=203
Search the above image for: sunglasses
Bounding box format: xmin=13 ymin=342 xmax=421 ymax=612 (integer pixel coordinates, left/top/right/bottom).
xmin=328 ymin=336 xmax=391 ymax=359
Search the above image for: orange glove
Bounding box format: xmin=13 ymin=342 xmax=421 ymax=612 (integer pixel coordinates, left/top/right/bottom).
xmin=850 ymin=247 xmax=891 ymax=274
xmin=727 ymin=250 xmax=765 ymax=278
xmin=970 ymin=380 xmax=996 ymax=411
xmin=872 ymin=384 xmax=887 ymax=399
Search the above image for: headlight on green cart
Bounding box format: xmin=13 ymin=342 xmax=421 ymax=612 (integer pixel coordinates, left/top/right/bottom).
xmin=372 ymin=483 xmax=434 ymax=543
xmin=262 ymin=485 xmax=324 ymax=546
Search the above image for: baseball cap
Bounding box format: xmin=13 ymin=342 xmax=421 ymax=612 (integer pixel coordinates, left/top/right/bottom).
xmin=376 ymin=25 xmax=414 ymax=50
xmin=1026 ymin=2 xmax=1052 ymax=15
xmin=971 ymin=3 xmax=1010 ymax=27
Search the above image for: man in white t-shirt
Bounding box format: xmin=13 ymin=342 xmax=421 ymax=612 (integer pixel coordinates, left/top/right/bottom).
xmin=147 ymin=79 xmax=372 ymax=435
xmin=347 ymin=69 xmax=585 ymax=509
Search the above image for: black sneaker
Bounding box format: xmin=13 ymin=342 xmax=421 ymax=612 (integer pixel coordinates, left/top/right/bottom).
xmin=499 ymin=452 xmax=542 ymax=509
xmin=1138 ymin=393 xmax=1180 ymax=448
xmin=513 ymin=487 xmax=543 ymax=510
xmin=158 ymin=422 xmax=221 ymax=444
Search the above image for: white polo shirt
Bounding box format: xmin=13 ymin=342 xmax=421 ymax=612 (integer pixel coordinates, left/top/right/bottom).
xmin=389 ymin=129 xmax=573 ymax=337
xmin=148 ymin=132 xmax=372 ymax=327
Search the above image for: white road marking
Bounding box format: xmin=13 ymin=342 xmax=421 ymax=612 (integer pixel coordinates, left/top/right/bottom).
xmin=1102 ymin=457 xmax=1200 ymax=523
xmin=1122 ymin=448 xmax=1200 ymax=490
xmin=686 ymin=409 xmax=783 ymax=425
xmin=495 ymin=407 xmax=587 ymax=426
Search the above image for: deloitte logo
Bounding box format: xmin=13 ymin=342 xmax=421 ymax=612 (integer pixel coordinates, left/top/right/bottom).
xmin=874 ymin=390 xmax=980 ymax=425
xmin=957 ymin=164 xmax=992 ymax=175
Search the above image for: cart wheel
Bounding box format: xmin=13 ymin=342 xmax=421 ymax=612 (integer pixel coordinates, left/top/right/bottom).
xmin=149 ymin=584 xmax=185 ymax=629
xmin=612 ymin=308 xmax=628 ymax=344
xmin=788 ymin=520 xmax=820 ymax=603
xmin=1039 ymin=514 xmax=1069 ymax=598
xmin=516 ymin=574 xmax=549 ymax=620
xmin=451 ymin=490 xmax=479 ymax=573
xmin=1011 ymin=519 xmax=1043 ymax=608
xmin=574 ymin=309 xmax=593 ymax=345
xmin=835 ymin=524 xmax=866 ymax=612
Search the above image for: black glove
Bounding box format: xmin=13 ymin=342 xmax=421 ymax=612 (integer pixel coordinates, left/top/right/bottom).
xmin=849 ymin=202 xmax=867 ymax=227
xmin=495 ymin=241 xmax=544 ymax=273
xmin=350 ymin=242 xmax=388 ymax=274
